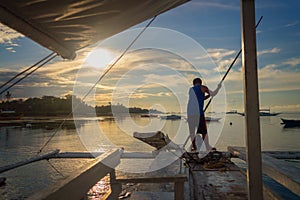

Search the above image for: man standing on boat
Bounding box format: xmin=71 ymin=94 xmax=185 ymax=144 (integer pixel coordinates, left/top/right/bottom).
xmin=187 ymin=78 xmax=221 ymax=152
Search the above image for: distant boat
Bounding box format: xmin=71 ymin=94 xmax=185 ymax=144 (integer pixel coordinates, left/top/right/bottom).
xmin=281 ymin=118 xmax=300 ymax=128
xmin=205 ymin=117 xmax=221 ymax=122
xmin=140 ymin=114 xmax=158 ymax=118
xmin=236 ymin=109 xmax=280 ymax=117
xmin=0 ymin=110 xmax=22 ymax=120
xmin=226 ymin=110 xmax=237 ymax=114
xmin=161 ymin=115 xmax=181 ymax=120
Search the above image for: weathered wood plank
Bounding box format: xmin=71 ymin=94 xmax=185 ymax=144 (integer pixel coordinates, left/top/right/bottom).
xmin=241 ymin=0 xmax=264 ymax=199
xmin=238 ymin=163 xmax=284 ymax=200
xmin=116 ymin=174 xmax=187 ymax=183
xmin=121 ymin=152 xmax=155 ymax=159
xmin=174 ymin=181 xmax=184 ymax=200
xmin=190 ymin=170 xmax=248 ymax=200
xmin=116 ymin=174 xmax=187 ymax=200
xmin=263 ymin=151 xmax=300 ymax=160
xmin=228 ymin=146 xmax=300 ymax=197
xmin=53 ymin=151 xmax=155 ymax=159
xmin=28 ymin=148 xmax=122 ymax=200
xmin=54 ymin=151 xmax=103 ymax=158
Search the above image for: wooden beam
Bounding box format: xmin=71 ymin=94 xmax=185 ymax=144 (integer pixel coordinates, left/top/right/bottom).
xmin=116 ymin=174 xmax=187 ymax=200
xmin=28 ymin=149 xmax=122 ymax=200
xmin=52 ymin=151 xmax=155 ymax=159
xmin=263 ymin=151 xmax=300 ymax=159
xmin=116 ymin=174 xmax=188 ymax=183
xmin=228 ymin=147 xmax=300 ymax=197
xmin=240 ymin=0 xmax=263 ymax=199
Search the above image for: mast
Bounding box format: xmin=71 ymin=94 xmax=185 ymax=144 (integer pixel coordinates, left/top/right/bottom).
xmin=240 ymin=0 xmax=263 ymax=199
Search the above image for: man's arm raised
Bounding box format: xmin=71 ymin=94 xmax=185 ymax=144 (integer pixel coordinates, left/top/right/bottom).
xmin=208 ymin=83 xmax=222 ymax=97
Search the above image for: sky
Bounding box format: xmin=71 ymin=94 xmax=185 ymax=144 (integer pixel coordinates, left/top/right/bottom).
xmin=0 ymin=0 xmax=299 ymax=113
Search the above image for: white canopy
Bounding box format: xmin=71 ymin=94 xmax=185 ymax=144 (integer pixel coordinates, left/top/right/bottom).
xmin=0 ymin=0 xmax=188 ymax=59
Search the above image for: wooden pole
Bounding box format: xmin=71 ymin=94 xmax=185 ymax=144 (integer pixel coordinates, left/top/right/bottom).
xmin=240 ymin=0 xmax=263 ymax=199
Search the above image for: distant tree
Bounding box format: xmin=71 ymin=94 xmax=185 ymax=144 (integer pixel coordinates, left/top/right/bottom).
xmin=5 ymin=91 xmax=11 ymax=102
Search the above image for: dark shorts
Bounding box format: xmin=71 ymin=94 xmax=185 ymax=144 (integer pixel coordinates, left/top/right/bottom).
xmin=197 ymin=115 xmax=207 ymax=134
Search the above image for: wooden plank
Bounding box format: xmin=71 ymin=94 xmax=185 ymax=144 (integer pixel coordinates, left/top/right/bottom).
xmin=116 ymin=174 xmax=187 ymax=183
xmin=174 ymin=181 xmax=184 ymax=200
xmin=54 ymin=151 xmax=103 ymax=158
xmin=262 ymin=154 xmax=300 ymax=197
xmin=237 ymin=161 xmax=284 ymax=200
xmin=121 ymin=152 xmax=155 ymax=159
xmin=263 ymin=151 xmax=300 ymax=159
xmin=228 ymin=146 xmax=300 ymax=197
xmin=53 ymin=151 xmax=154 ymax=159
xmin=240 ymin=0 xmax=263 ymax=199
xmin=116 ymin=174 xmax=187 ymax=200
xmin=190 ymin=170 xmax=248 ymax=200
xmin=28 ymin=148 xmax=122 ymax=200
xmin=0 ymin=149 xmax=60 ymax=173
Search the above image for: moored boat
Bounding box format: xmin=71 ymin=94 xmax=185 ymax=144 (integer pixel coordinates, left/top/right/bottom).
xmin=140 ymin=114 xmax=158 ymax=118
xmin=205 ymin=117 xmax=221 ymax=122
xmin=0 ymin=110 xmax=22 ymax=120
xmin=281 ymin=118 xmax=300 ymax=128
xmin=160 ymin=114 xmax=181 ymax=120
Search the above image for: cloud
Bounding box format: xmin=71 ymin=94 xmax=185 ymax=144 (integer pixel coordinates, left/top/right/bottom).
xmin=272 ymin=104 xmax=300 ymax=111
xmin=285 ymin=21 xmax=299 ymax=28
xmin=206 ymin=48 xmax=238 ymax=73
xmin=282 ymin=58 xmax=300 ymax=67
xmin=257 ymin=47 xmax=280 ymax=56
xmin=5 ymin=47 xmax=16 ymax=53
xmin=207 ymin=48 xmax=236 ymax=60
xmin=188 ymin=1 xmax=239 ymax=10
xmin=0 ymin=23 xmax=24 ymax=52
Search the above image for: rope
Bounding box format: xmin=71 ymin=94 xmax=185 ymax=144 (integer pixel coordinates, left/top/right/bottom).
xmin=0 ymin=52 xmax=55 ymax=90
xmin=37 ymin=16 xmax=157 ymax=154
xmin=0 ymin=53 xmax=57 ymax=95
xmin=47 ymin=159 xmax=65 ymax=177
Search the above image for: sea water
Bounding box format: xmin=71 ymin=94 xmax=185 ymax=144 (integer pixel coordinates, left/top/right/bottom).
xmin=0 ymin=113 xmax=299 ymax=199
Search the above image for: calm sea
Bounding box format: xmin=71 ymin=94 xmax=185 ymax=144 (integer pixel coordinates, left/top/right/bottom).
xmin=0 ymin=113 xmax=299 ymax=199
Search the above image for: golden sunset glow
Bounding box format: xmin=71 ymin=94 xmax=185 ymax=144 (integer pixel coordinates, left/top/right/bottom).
xmin=85 ymin=48 xmax=116 ymax=69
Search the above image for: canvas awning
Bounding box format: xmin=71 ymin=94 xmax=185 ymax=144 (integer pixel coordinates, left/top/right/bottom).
xmin=0 ymin=0 xmax=188 ymax=59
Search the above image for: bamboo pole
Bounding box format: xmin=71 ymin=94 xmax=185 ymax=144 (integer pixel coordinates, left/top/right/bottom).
xmin=0 ymin=149 xmax=60 ymax=174
xmin=240 ymin=0 xmax=263 ymax=199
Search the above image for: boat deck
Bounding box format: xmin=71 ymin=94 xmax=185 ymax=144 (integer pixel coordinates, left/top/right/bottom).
xmin=188 ymin=165 xmax=248 ymax=199
xmin=115 ymin=150 xmax=250 ymax=200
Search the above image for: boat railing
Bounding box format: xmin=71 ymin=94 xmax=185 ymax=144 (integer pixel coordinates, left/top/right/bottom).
xmin=26 ymin=149 xmax=188 ymax=200
xmin=228 ymin=146 xmax=300 ymax=198
xmin=27 ymin=148 xmax=123 ymax=200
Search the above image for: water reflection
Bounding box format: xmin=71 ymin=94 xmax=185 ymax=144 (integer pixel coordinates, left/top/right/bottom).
xmin=0 ymin=114 xmax=299 ymax=199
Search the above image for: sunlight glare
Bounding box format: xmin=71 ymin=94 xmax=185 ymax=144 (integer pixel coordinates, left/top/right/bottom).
xmin=86 ymin=48 xmax=115 ymax=68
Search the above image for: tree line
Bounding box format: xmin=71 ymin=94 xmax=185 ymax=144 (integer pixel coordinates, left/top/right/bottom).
xmin=0 ymin=95 xmax=160 ymax=116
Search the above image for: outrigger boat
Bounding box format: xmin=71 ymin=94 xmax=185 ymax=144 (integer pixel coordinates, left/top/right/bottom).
xmin=281 ymin=118 xmax=300 ymax=128
xmin=160 ymin=114 xmax=181 ymax=120
xmin=205 ymin=117 xmax=221 ymax=122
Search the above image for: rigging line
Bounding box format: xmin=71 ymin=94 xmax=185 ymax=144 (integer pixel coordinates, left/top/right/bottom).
xmin=46 ymin=159 xmax=65 ymax=177
xmin=0 ymin=53 xmax=58 ymax=95
xmin=203 ymin=16 xmax=263 ymax=112
xmin=37 ymin=16 xmax=157 ymax=154
xmin=0 ymin=52 xmax=55 ymax=90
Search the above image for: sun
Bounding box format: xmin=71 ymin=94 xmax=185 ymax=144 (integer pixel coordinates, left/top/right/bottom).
xmin=86 ymin=48 xmax=115 ymax=68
